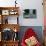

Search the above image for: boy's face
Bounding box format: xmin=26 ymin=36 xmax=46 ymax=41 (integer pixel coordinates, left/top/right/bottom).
xmin=25 ymin=36 xmax=38 ymax=46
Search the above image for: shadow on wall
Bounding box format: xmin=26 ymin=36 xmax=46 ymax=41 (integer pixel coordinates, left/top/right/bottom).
xmin=18 ymin=26 xmax=43 ymax=44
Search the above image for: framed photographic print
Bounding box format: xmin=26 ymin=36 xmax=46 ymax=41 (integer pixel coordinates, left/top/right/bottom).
xmin=8 ymin=16 xmax=18 ymax=24
xmin=9 ymin=10 xmax=17 ymax=15
xmin=2 ymin=10 xmax=9 ymax=15
xmin=2 ymin=28 xmax=13 ymax=41
xmin=10 ymin=11 xmax=14 ymax=15
xmin=2 ymin=16 xmax=18 ymax=24
xmin=23 ymin=9 xmax=37 ymax=18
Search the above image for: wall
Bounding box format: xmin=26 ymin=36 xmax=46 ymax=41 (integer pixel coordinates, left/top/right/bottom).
xmin=0 ymin=0 xmax=15 ymax=7
xmin=0 ymin=0 xmax=44 ymax=26
xmin=19 ymin=0 xmax=44 ymax=26
xmin=44 ymin=16 xmax=46 ymax=26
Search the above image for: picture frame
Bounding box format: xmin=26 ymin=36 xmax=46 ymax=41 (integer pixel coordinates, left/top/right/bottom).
xmin=1 ymin=28 xmax=18 ymax=41
xmin=8 ymin=16 xmax=18 ymax=24
xmin=2 ymin=15 xmax=18 ymax=24
xmin=1 ymin=28 xmax=13 ymax=41
xmin=23 ymin=9 xmax=37 ymax=18
xmin=2 ymin=10 xmax=9 ymax=15
xmin=9 ymin=10 xmax=17 ymax=15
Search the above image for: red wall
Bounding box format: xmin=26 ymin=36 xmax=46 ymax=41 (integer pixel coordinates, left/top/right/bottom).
xmin=44 ymin=16 xmax=46 ymax=26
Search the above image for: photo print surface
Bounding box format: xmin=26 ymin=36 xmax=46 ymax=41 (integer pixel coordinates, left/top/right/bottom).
xmin=23 ymin=9 xmax=37 ymax=18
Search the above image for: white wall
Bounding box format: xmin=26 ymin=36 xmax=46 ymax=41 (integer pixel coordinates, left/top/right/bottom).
xmin=19 ymin=0 xmax=44 ymax=26
xmin=0 ymin=0 xmax=15 ymax=7
xmin=0 ymin=0 xmax=44 ymax=26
